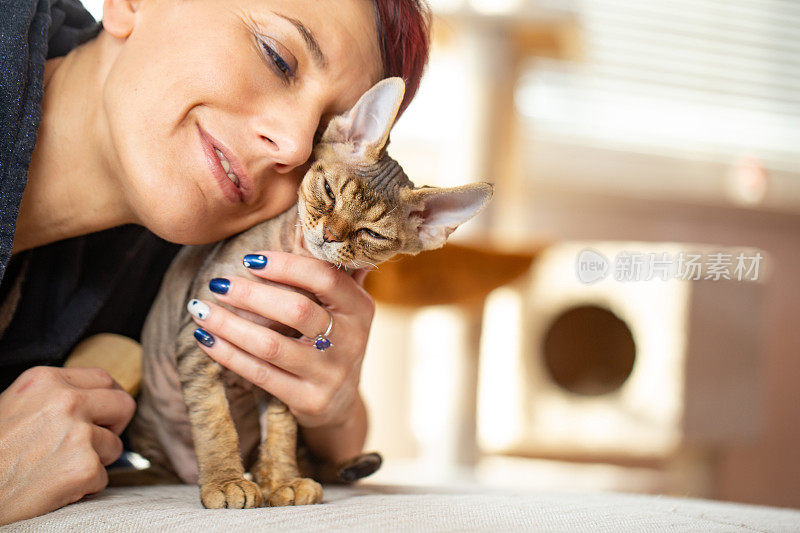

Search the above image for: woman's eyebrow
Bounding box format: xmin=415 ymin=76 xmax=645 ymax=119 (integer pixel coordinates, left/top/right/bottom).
xmin=273 ymin=12 xmax=328 ymax=70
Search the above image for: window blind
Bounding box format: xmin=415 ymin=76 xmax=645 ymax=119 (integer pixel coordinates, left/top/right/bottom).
xmin=516 ymin=0 xmax=800 ymax=170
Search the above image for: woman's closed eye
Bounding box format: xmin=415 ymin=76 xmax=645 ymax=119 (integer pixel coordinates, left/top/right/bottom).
xmin=258 ymin=35 xmax=296 ymax=80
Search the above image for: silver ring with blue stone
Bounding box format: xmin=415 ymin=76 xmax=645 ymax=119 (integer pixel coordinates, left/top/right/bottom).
xmin=313 ymin=314 xmax=334 ymax=351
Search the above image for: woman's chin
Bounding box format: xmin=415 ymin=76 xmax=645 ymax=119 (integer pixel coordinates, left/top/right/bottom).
xmin=140 ymin=210 xmax=231 ymax=245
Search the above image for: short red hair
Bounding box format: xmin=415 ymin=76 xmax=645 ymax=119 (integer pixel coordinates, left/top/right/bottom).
xmin=373 ymin=0 xmax=432 ymax=117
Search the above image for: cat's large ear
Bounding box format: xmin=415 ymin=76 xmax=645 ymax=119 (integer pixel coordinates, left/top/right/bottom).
xmin=404 ymin=183 xmax=494 ymax=251
xmin=321 ymin=77 xmax=406 ymax=160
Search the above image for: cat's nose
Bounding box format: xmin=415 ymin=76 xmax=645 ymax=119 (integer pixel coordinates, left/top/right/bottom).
xmin=323 ymin=226 xmax=342 ymax=243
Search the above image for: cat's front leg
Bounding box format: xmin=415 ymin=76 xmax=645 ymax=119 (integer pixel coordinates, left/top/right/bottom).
xmin=176 ymin=334 xmax=262 ymax=509
xmin=255 ymin=396 xmax=323 ymax=506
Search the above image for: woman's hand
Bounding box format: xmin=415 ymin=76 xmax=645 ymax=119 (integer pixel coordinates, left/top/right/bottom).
xmin=0 ymin=366 xmax=136 ymax=526
xmin=189 ymin=251 xmax=374 ymax=461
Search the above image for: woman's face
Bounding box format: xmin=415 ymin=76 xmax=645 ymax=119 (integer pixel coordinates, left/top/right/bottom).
xmin=101 ymin=0 xmax=382 ymax=244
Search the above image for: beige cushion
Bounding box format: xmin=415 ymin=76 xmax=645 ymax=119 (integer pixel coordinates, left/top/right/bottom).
xmin=5 ymin=484 xmax=800 ymax=532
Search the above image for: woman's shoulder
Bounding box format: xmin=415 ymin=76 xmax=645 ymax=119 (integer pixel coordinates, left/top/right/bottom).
xmin=1 ymin=0 xmax=98 ymax=60
xmin=0 ymin=0 xmax=99 ymax=283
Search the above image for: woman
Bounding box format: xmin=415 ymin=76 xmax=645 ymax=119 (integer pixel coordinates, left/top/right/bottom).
xmin=0 ymin=0 xmax=429 ymax=524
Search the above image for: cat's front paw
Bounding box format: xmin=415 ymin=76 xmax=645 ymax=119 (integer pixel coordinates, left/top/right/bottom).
xmin=266 ymin=478 xmax=323 ymax=506
xmin=200 ymin=478 xmax=263 ymax=509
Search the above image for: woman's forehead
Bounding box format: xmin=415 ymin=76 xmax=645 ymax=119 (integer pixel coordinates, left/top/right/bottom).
xmin=250 ymin=0 xmax=382 ymax=108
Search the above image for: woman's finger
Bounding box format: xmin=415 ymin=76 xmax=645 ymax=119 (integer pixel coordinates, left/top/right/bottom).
xmin=57 ymin=367 xmax=123 ymax=391
xmin=188 ymin=300 xmax=330 ymax=380
xmin=91 ymin=425 xmax=124 ymax=466
xmin=238 ymin=251 xmax=372 ymax=313
xmin=80 ymin=388 xmax=137 ymax=436
xmin=202 ymin=277 xmax=332 ymax=339
xmin=192 ymin=327 xmax=311 ymax=406
xmin=352 ymin=268 xmax=371 ymax=286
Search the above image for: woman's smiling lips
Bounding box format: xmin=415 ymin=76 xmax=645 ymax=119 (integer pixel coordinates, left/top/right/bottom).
xmin=197 ymin=124 xmax=252 ymax=204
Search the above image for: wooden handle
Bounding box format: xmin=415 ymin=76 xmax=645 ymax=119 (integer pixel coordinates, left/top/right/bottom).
xmin=64 ymin=333 xmax=143 ymax=396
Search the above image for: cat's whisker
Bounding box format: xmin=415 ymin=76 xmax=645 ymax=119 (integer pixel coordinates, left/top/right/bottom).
xmin=360 ymin=259 xmax=379 ymax=271
xmin=352 ymin=258 xmax=379 ymax=272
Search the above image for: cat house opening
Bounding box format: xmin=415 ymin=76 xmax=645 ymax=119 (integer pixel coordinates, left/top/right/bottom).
xmin=541 ymin=305 xmax=636 ymax=396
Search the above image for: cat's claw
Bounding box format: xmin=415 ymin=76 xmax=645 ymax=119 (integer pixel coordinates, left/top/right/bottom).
xmin=265 ymin=478 xmax=323 ymax=506
xmin=200 ymin=478 xmax=263 ymax=509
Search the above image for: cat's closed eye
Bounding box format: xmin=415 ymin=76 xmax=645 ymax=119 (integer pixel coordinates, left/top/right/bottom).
xmin=324 ymin=180 xmax=335 ymax=202
xmin=359 ymin=228 xmax=387 ymax=240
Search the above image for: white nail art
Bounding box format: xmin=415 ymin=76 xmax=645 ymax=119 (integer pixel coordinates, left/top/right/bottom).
xmin=187 ymin=299 xmax=210 ymax=320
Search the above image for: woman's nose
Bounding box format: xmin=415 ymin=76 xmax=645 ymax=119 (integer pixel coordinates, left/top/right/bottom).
xmin=258 ymin=115 xmax=316 ymax=174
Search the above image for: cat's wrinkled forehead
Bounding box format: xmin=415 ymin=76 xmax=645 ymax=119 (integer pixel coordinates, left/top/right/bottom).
xmin=314 ymin=142 xmax=414 ymax=201
xmin=353 ymin=153 xmax=413 ymax=197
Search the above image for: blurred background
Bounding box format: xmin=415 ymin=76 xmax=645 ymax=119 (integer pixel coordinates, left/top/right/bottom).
xmin=85 ymin=0 xmax=800 ymax=510
xmin=362 ymin=0 xmax=800 ymax=511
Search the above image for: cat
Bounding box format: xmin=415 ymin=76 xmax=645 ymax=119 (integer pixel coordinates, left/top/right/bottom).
xmin=130 ymin=77 xmax=493 ymax=509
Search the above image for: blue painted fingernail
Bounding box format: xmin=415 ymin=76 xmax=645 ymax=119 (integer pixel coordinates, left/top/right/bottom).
xmin=209 ymin=278 xmax=230 ymax=294
xmin=243 ymin=254 xmax=268 ymax=270
xmin=194 ymin=328 xmax=215 ymax=347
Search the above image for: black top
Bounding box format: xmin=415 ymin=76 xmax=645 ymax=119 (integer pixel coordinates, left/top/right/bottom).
xmin=0 ymin=0 xmax=181 ymax=391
